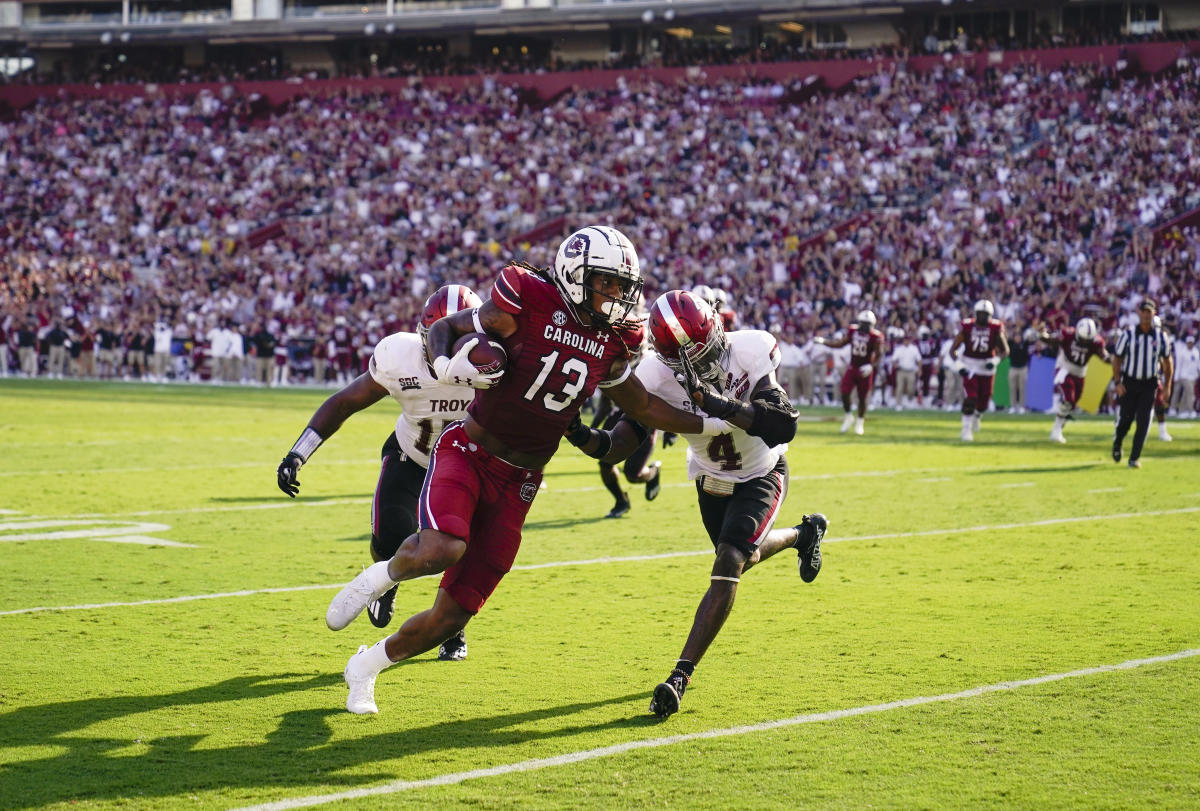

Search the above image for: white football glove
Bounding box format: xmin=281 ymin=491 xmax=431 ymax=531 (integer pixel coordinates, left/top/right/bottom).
xmin=432 ymin=338 xmax=504 ymax=390
xmin=858 ymin=363 xmax=873 ymax=376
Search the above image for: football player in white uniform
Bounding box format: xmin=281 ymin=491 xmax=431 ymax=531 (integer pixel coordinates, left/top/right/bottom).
xmin=277 ymin=284 xmax=481 ymax=660
xmin=565 ymin=290 xmax=827 ymax=719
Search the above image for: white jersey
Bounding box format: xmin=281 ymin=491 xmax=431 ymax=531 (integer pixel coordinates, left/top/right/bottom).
xmin=636 ymin=330 xmax=785 ymax=483
xmin=368 ymin=332 xmax=474 ymax=467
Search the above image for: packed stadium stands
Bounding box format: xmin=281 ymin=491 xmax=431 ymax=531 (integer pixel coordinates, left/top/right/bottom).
xmin=1 ymin=23 xmax=1198 ymax=402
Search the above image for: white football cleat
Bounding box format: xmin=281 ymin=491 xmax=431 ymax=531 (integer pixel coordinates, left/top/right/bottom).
xmin=1049 ymin=431 xmax=1066 ymax=444
xmin=327 ymin=562 xmax=396 ymax=631
xmin=961 ymin=429 xmax=973 ymax=442
xmin=1158 ymin=427 xmax=1173 ymax=442
xmin=839 ymin=413 xmax=854 ymax=434
xmin=853 ymin=417 xmax=864 ymax=436
xmin=344 ymin=645 xmax=379 ymax=715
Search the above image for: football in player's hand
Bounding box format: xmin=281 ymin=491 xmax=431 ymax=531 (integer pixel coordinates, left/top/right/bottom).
xmin=453 ymin=332 xmax=507 ymax=375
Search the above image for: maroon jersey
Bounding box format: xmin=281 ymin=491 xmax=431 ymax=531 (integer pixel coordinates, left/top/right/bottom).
xmin=1056 ymin=327 xmax=1105 ymax=375
xmin=848 ymin=325 xmax=884 ymax=368
xmin=959 ymin=319 xmax=1005 ymax=361
xmin=470 ymin=265 xmax=630 ymax=458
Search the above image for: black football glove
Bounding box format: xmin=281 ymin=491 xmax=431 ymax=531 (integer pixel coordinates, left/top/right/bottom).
xmin=983 ymin=360 xmax=996 ymax=372
xmin=676 ymin=352 xmax=740 ymax=421
xmin=662 ymin=432 xmax=677 ymax=448
xmin=564 ymin=414 xmax=592 ymax=448
xmin=277 ymin=452 xmax=303 ymax=498
xmin=958 ymin=366 xmax=969 ymax=378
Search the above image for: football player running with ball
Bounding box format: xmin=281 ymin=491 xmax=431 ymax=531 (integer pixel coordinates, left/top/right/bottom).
xmin=565 ymin=290 xmax=827 ymax=719
xmin=323 ymin=226 xmax=735 ymax=715
xmin=277 ymin=285 xmax=482 ymax=661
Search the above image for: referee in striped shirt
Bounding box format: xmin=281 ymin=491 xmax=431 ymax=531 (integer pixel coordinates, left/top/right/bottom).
xmin=1111 ymin=300 xmax=1174 ymax=468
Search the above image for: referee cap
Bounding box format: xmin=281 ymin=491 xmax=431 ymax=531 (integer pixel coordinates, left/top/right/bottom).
xmin=1139 ymin=299 xmax=1157 ymax=312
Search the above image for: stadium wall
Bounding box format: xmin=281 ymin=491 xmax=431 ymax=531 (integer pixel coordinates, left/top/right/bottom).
xmin=2 ymin=39 xmax=1197 ymax=112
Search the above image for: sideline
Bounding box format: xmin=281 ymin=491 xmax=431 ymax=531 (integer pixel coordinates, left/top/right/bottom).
xmin=232 ymin=647 xmax=1200 ymax=811
xmin=2 ymin=505 xmax=1197 ymax=617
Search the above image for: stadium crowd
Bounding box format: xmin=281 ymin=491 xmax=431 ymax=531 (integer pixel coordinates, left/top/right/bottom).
xmin=2 ymin=50 xmax=1199 ymax=414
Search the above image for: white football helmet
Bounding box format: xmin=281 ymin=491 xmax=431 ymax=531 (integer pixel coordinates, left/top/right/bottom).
xmin=691 ymin=284 xmax=717 ymax=310
xmin=973 ymin=299 xmax=995 ymax=319
xmin=552 ymin=226 xmax=643 ymax=325
xmin=1074 ymin=318 xmax=1098 ymax=343
xmin=917 ymin=325 xmax=931 ymax=338
xmin=857 ymin=310 xmax=877 ymax=329
xmin=713 ymin=288 xmax=729 ymax=310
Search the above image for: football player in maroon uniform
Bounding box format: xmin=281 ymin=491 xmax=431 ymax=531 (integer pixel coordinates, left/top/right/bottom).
xmin=948 ymin=300 xmax=1009 ymax=441
xmin=323 ymin=226 xmax=734 ymax=714
xmin=1044 ymin=317 xmax=1109 ymax=443
xmin=813 ymin=310 xmax=884 ymax=435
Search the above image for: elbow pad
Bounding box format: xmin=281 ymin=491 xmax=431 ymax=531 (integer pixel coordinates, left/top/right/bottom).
xmin=747 ymin=387 xmax=798 ymax=446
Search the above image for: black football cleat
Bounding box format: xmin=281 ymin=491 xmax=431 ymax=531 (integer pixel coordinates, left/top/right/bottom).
xmin=606 ymin=498 xmax=631 ymax=518
xmin=437 ymin=630 xmax=468 ymax=661
xmin=649 ymin=669 xmax=690 ymax=719
xmin=366 ymin=584 xmax=397 ymax=628
xmin=644 ymin=462 xmax=662 ymax=502
xmin=1112 ymin=442 xmax=1122 ymax=463
xmin=795 ymin=513 xmax=828 ymax=583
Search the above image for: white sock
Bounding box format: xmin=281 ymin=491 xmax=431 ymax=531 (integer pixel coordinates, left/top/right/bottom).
xmin=1053 ymin=416 xmax=1065 ymax=431
xmin=365 ymin=560 xmax=398 ymax=591
xmin=359 ymin=639 xmax=397 ymax=675
xmin=962 ymin=415 xmax=972 ymax=431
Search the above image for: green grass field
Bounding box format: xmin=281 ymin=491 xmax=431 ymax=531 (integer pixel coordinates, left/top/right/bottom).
xmin=1 ymin=379 xmax=1198 ymax=810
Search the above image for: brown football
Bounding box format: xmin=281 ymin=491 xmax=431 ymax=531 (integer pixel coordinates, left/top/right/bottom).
xmin=452 ymin=332 xmax=507 ymax=375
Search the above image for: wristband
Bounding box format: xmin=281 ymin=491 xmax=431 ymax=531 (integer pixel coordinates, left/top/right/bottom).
xmin=290 ymin=426 xmax=324 ymax=463
xmin=702 ymin=417 xmax=732 ymax=436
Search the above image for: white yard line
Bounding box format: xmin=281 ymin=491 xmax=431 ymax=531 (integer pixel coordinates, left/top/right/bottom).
xmin=232 ymin=647 xmax=1200 ymax=811
xmin=999 ymin=482 xmax=1036 ymax=489
xmin=1087 ymin=487 xmax=1124 ymax=494
xmin=3 ymin=505 xmax=1196 ymax=618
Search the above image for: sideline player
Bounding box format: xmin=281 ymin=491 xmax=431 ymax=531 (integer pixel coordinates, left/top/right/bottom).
xmin=323 ymin=227 xmax=735 ymax=714
xmin=566 ymin=290 xmax=826 ymax=718
xmin=813 ymin=310 xmax=883 ymax=435
xmin=948 ymin=300 xmax=1009 ymax=441
xmin=1044 ymin=317 xmax=1109 ymax=443
xmin=277 ymin=285 xmax=480 ymax=661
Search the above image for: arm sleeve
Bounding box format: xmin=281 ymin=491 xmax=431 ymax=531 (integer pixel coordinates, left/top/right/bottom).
xmin=491 ymin=266 xmax=525 ymax=315
xmin=747 ymin=385 xmax=798 ymax=446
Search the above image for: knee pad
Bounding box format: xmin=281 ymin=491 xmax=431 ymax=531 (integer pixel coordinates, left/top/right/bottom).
xmin=1056 ymin=400 xmax=1074 ymax=418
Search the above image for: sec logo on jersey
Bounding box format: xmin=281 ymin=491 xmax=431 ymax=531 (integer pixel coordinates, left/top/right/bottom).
xmin=552 ymin=310 xmax=567 ymax=327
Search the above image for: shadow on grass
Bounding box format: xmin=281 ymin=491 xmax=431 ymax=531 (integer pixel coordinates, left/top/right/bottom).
xmin=523 ymin=515 xmax=612 ymax=531
xmin=0 ymin=672 xmax=652 ymax=807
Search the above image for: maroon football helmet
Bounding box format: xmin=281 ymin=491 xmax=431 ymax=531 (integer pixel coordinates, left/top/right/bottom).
xmin=649 ymin=290 xmax=728 ymax=388
xmin=418 ymin=284 xmax=482 ymax=347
